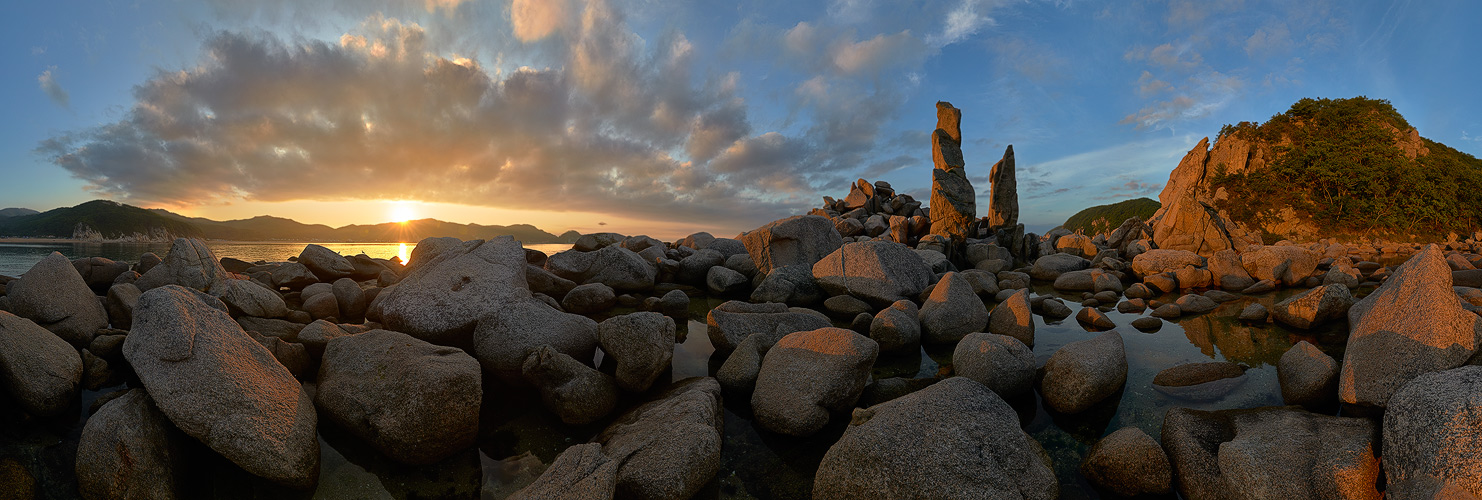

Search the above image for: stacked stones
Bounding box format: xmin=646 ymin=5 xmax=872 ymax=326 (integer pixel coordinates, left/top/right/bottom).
xmin=810 ymin=179 xmax=930 ymax=246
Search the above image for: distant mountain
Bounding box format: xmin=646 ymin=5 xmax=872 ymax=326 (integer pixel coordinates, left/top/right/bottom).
xmin=1063 ymin=198 xmax=1160 ymax=236
xmin=0 ymin=200 xmax=567 ymax=243
xmin=0 ymin=208 xmax=39 ymax=217
xmin=0 ymin=200 xmax=202 ymax=240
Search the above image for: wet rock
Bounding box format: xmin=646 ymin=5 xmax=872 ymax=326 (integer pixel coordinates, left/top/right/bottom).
xmin=989 ymin=289 xmax=1035 ymax=346
xmin=1040 ymin=330 xmax=1127 ymax=414
xmin=868 ymin=300 xmax=920 ymax=355
xmin=562 ymin=282 xmax=616 ymax=314
xmin=752 ymin=327 xmax=878 ymax=436
xmin=1383 ymin=366 xmax=1482 ymax=496
xmin=1125 ymin=282 xmax=1154 ymax=299
xmin=1152 ymin=362 xmax=1248 ymax=402
xmin=473 ymin=298 xmax=598 ymax=386
xmin=1278 ymin=341 xmax=1338 ymax=408
xmin=298 ymin=244 xmax=355 ymax=281
xmin=7 ymin=252 xmax=109 ymax=348
xmin=1339 ymin=245 xmax=1481 ymax=407
xmin=597 ymin=312 xmax=674 ymax=393
xmin=1076 ymin=307 xmax=1116 ymax=330
xmin=741 ymin=215 xmax=843 ymax=276
xmin=1116 ymin=299 xmax=1145 ymax=314
xmin=952 ymin=332 xmax=1034 ymax=397
xmin=704 ymin=300 xmax=830 ymax=352
xmin=317 ymin=329 xmax=480 ymax=465
xmin=1081 ymin=427 xmax=1172 ymax=497
xmin=1238 ymin=303 xmax=1269 ymax=321
xmin=1040 ymin=296 xmax=1072 ymax=319
xmin=522 ymin=345 xmax=618 ymax=426
xmin=812 ymin=240 xmax=932 ymax=306
xmin=0 ymin=311 xmax=82 ymax=417
xmin=134 ymin=239 xmax=230 ymax=293
xmin=372 ymin=236 xmax=530 ymax=345
xmin=122 ymin=285 xmax=318 ymax=488
xmin=1271 ymin=284 xmax=1353 ymax=329
xmin=1151 ymin=303 xmax=1181 ymax=318
xmin=658 ymin=289 xmax=689 ymax=318
xmin=1132 ymin=317 xmax=1163 ymax=332
xmin=1161 ymin=406 xmax=1380 ymax=500
xmin=918 ymin=272 xmax=988 ymax=345
xmin=813 ymin=377 xmax=1056 ymax=499
xmin=213 ymin=279 xmax=288 ymax=318
xmin=595 ymin=378 xmax=723 ymax=500
xmin=75 ymin=389 xmax=191 ymax=500
xmin=509 ymin=443 xmax=620 ymax=500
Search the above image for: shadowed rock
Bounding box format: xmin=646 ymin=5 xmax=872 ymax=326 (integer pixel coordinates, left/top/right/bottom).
xmin=1041 ymin=330 xmax=1127 ymax=414
xmin=7 ymin=252 xmax=109 ymax=348
xmin=752 ymin=327 xmax=878 ymax=436
xmin=473 ymin=297 xmax=597 ymax=386
xmin=134 ymin=239 xmax=230 ymax=293
xmin=1081 ymin=427 xmax=1172 ymax=497
xmin=1383 ymin=366 xmax=1482 ymax=497
xmin=812 ymin=240 xmax=932 ymax=307
xmin=0 ymin=311 xmax=82 ymax=417
xmin=74 ymin=389 xmax=192 ymax=500
xmin=986 ymin=145 xmax=1017 ymax=230
xmin=595 ymin=378 xmax=723 ymax=500
xmin=741 ymin=215 xmax=843 ymax=276
xmin=372 ymin=236 xmax=531 ymax=345
xmin=952 ymin=332 xmax=1034 ymax=397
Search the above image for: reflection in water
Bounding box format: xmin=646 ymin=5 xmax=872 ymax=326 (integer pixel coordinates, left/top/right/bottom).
xmin=397 ymin=243 xmax=409 ymax=264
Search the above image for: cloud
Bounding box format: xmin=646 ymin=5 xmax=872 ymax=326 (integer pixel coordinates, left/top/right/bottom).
xmin=37 ymin=7 xmax=814 ymax=228
xmin=1122 ymin=71 xmax=1243 ymax=130
xmin=37 ymin=66 xmax=69 ymax=108
xmin=1137 ymin=71 xmax=1171 ymax=96
xmin=510 ymin=0 xmax=569 ymax=42
xmin=777 ymin=22 xmax=928 ymax=78
xmin=1124 ymin=42 xmax=1203 ymax=70
xmin=926 ymin=0 xmax=995 ymax=48
xmin=1244 ymin=23 xmax=1292 ymax=58
xmin=827 ymin=0 xmax=875 ymax=24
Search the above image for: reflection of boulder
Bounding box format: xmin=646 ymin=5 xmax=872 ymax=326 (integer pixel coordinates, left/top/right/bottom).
xmin=1175 ymin=314 xmax=1293 ymax=368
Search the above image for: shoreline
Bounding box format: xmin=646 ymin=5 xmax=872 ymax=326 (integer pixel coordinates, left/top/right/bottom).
xmin=0 ymin=237 xmax=572 ymax=245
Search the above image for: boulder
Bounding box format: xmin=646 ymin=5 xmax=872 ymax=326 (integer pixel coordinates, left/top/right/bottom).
xmin=122 ymin=286 xmax=318 ymax=488
xmin=105 ymin=283 xmax=141 ymax=330
xmin=1383 ymin=366 xmax=1482 ymax=497
xmin=508 ymin=443 xmax=621 ymax=500
xmin=1132 ymin=317 xmax=1163 ymax=332
xmin=295 ymin=320 xmax=351 ymax=359
xmin=0 ymin=311 xmax=82 ymax=417
xmin=562 ymin=282 xmax=616 ymax=314
xmin=1339 ymin=245 xmax=1482 ymax=407
xmin=1053 ymin=268 xmax=1123 ymax=293
xmin=1238 ymin=302 xmax=1269 ymax=321
xmin=676 ymin=249 xmax=725 ymax=285
xmin=705 ymin=266 xmax=749 ymax=295
xmin=918 ymin=272 xmax=988 ymax=345
xmin=597 ymin=312 xmax=674 ymax=393
xmin=298 ymin=244 xmax=354 ymax=281
xmin=212 ymin=279 xmax=288 ymax=318
xmin=1278 ymin=341 xmax=1339 ymax=408
xmin=1161 ymin=406 xmax=1380 ymax=500
xmin=1210 ymin=249 xmax=1257 ymax=291
xmin=6 ymin=252 xmax=109 ymax=348
xmin=1076 ymin=307 xmax=1116 ymax=330
xmin=371 ymin=236 xmax=530 ymax=345
xmin=1175 ymin=293 xmax=1220 ymax=315
xmin=269 ymin=262 xmax=319 ymax=290
xmin=547 ymin=244 xmax=657 ymax=291
xmin=1056 ymin=234 xmax=1098 ymax=258
xmin=1081 ymin=427 xmax=1172 ymax=497
xmin=812 ymin=240 xmax=932 ymax=306
xmin=1241 ymin=245 xmax=1320 ymax=286
xmin=952 ymin=333 xmax=1034 ymax=397
xmin=1151 ymin=362 xmax=1248 ymax=402
xmin=133 ymin=239 xmax=230 ymax=293
xmin=752 ymin=327 xmax=878 ymax=436
xmin=1029 ymin=253 xmax=1090 ymax=280
xmin=716 ymin=334 xmax=765 ymax=393
xmin=1132 ymin=249 xmax=1206 ymax=277
xmin=1271 ymin=284 xmax=1353 ymax=329
xmin=985 ymin=144 xmax=1018 ymax=230
xmin=73 ymin=257 xmax=131 ymax=295
xmin=594 ymin=378 xmax=723 ymax=500
xmin=1040 ymin=330 xmax=1127 ymax=414
xmin=301 ymin=292 xmax=339 ymax=321
xmin=329 ymin=278 xmax=366 ymax=323
xmin=573 ymin=232 xmax=626 ymax=252
xmin=522 ymin=345 xmax=618 ymax=426
xmin=812 ymin=377 xmax=1055 ymax=499
xmin=473 ymin=298 xmax=598 ymax=386
xmin=868 ymin=300 xmax=920 ymax=355
xmin=929 ymin=103 xmax=979 ymax=238
xmin=74 ymin=389 xmax=191 ymax=500
xmin=316 ymin=329 xmax=480 ymax=465
xmin=988 ymin=289 xmax=1035 ymax=346
xmin=705 ymin=300 xmax=830 ymax=352
xmin=658 ymin=289 xmax=689 ymax=318
xmin=741 ymin=215 xmax=843 ymax=276
xmin=750 ymin=265 xmax=825 ymax=306
xmin=526 ymin=265 xmax=577 ymax=299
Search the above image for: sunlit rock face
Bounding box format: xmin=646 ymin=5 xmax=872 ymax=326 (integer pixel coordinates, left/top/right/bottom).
xmin=1338 ymin=245 xmax=1482 ymax=407
xmin=1383 ymin=366 xmax=1482 ymax=497
xmin=122 ymin=285 xmax=319 ymax=488
xmin=928 ymin=101 xmax=975 ymax=240
xmin=740 ymin=215 xmax=843 ymax=276
xmin=986 ymin=145 xmax=1018 ymax=230
xmin=1146 ymin=137 xmax=1262 ymax=257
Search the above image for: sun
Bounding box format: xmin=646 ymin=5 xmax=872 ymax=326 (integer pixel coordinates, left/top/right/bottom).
xmin=388 ymin=200 xmax=418 ymax=224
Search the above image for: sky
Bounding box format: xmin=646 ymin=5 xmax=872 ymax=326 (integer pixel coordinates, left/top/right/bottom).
xmin=4 ymin=0 xmax=1480 ymax=240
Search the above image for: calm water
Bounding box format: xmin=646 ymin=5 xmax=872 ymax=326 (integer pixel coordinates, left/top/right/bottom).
xmin=0 ymin=240 xmax=1362 ymax=498
xmin=0 ymin=241 xmax=574 ymax=277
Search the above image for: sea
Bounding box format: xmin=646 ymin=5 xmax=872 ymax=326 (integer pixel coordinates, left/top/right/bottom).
xmin=0 ymin=240 xmax=574 ymax=277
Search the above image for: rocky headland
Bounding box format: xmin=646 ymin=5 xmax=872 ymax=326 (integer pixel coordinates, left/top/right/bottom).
xmin=0 ymin=98 xmax=1480 ymax=499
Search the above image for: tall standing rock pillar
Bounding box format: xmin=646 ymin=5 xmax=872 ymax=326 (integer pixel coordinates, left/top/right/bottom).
xmin=988 ymin=145 xmax=1018 ymax=229
xmin=929 ymin=102 xmax=976 ymax=241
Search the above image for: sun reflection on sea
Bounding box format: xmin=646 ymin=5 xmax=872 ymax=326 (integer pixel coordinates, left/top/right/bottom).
xmin=398 ymin=242 xmax=409 ymax=264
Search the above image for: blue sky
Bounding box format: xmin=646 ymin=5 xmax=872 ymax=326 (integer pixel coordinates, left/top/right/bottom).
xmin=4 ymin=0 xmax=1479 ymax=238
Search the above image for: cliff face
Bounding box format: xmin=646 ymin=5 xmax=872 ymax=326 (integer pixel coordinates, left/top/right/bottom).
xmin=1146 ymin=136 xmax=1264 ymax=256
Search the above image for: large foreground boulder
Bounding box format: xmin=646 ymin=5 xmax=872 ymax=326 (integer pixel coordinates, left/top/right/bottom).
xmin=371 ymin=236 xmax=530 ymax=345
xmin=6 ymin=252 xmax=109 ymax=348
xmin=1383 ymin=366 xmax=1482 ymax=497
xmin=1040 ymin=330 xmax=1127 ymax=414
xmin=317 ymin=329 xmax=481 ymax=465
xmin=813 ymin=377 xmax=1056 ymax=499
xmin=75 ymin=389 xmax=192 ymax=500
xmin=812 ymin=240 xmax=932 ymax=306
xmin=1339 ymin=245 xmax=1481 ymax=407
xmin=752 ymin=327 xmax=878 ymax=436
xmin=594 ymin=378 xmax=724 ymax=500
xmin=0 ymin=311 xmax=82 ymax=417
xmin=1081 ymin=427 xmax=1172 ymax=497
xmin=472 ymin=298 xmax=597 ymax=386
xmin=509 ymin=443 xmax=621 ymax=499
xmin=133 ymin=238 xmax=230 ymax=293
xmin=1161 ymin=405 xmax=1380 ymax=500
xmin=741 ymin=215 xmax=843 ymax=276
xmin=122 ymin=285 xmax=318 ymax=488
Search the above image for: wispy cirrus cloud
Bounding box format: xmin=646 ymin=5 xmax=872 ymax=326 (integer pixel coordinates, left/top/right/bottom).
xmin=37 ymin=66 xmax=69 ymax=108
